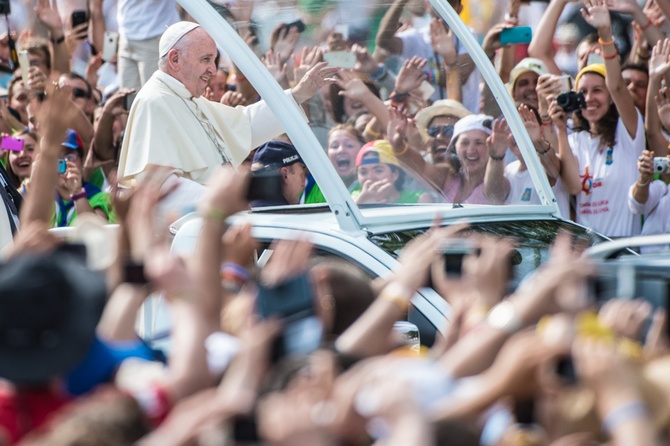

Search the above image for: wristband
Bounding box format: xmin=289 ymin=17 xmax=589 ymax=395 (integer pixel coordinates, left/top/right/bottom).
xmin=394 ymin=143 xmax=409 ymax=156
xmin=602 ymin=401 xmax=647 ymax=434
xmin=70 ymin=189 xmax=87 ymax=202
xmin=50 ymin=35 xmax=65 ymax=45
xmin=489 ymin=154 xmax=505 ymax=161
xmin=124 ymin=261 xmax=148 ymax=285
xmin=221 ymin=262 xmax=251 ymax=282
xmin=640 ymin=19 xmax=653 ymax=31
xmin=370 ymin=64 xmax=386 ymax=81
xmin=603 ymin=51 xmax=619 ymax=61
xmin=378 ymin=282 xmax=412 ymax=312
xmin=202 ymin=208 xmax=227 ymax=223
xmin=389 ymin=90 xmax=410 ymax=105
xmin=598 ymin=37 xmax=616 ymax=46
xmin=636 ymin=179 xmax=650 ymax=187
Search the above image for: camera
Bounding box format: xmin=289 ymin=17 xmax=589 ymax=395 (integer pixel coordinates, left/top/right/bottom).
xmin=556 ymin=91 xmax=586 ymax=114
xmin=654 ymin=157 xmax=669 ymax=174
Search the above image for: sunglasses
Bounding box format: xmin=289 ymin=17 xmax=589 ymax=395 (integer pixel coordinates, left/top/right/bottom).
xmin=72 ymin=87 xmax=91 ymax=99
xmin=427 ymin=124 xmax=455 ymax=138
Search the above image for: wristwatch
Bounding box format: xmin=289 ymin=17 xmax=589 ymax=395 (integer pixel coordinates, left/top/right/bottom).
xmin=486 ymin=301 xmax=522 ymax=334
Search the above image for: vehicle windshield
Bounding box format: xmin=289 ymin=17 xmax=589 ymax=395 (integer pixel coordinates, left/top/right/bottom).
xmin=184 ymin=0 xmax=561 ymax=221
xmin=370 ymin=219 xmax=610 ymax=288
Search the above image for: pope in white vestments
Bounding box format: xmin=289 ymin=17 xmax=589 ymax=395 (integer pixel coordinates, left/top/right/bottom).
xmin=116 ymin=21 xmax=336 ymax=216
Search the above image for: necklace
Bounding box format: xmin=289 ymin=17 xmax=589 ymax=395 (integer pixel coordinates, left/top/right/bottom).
xmin=157 ymin=78 xmax=230 ymax=165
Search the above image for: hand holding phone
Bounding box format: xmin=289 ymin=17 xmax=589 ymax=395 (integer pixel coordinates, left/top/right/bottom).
xmin=102 ymin=31 xmax=118 ymax=62
xmin=124 ymin=91 xmax=138 ymax=111
xmin=71 ymin=10 xmax=88 ymax=29
xmin=58 ymin=159 xmax=67 ymax=174
xmin=323 ymin=51 xmax=356 ymax=69
xmin=1 ymin=136 xmax=24 ymax=152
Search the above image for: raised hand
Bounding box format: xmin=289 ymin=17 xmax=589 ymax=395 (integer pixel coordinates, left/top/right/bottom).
xmin=221 ymin=90 xmax=246 ymax=107
xmin=548 ymin=96 xmax=569 ymax=131
xmin=259 ymin=237 xmax=313 ymax=286
xmin=335 ymin=70 xmax=372 ymax=103
xmin=481 ymin=22 xmax=510 ymax=57
xmin=35 ymin=0 xmax=64 ymax=35
xmin=487 ymin=118 xmax=510 ymax=159
xmin=294 ymin=46 xmax=323 ymax=83
xmin=394 ymin=56 xmax=427 ymax=94
xmin=605 ymin=0 xmax=638 ymax=15
xmin=387 ymin=107 xmax=408 ymax=153
xmin=355 ymin=179 xmax=393 ymax=204
xmin=635 ymin=149 xmax=655 ymax=186
xmin=581 ymin=0 xmax=612 ymax=34
xmin=351 ymin=43 xmax=378 ymax=75
xmin=519 ymin=104 xmax=542 ymax=142
xmin=430 ymin=18 xmax=456 ymax=65
xmin=654 ymin=87 xmax=670 ymax=132
xmin=291 ymin=61 xmax=339 ymax=104
xmin=65 ymin=23 xmax=89 ymax=57
xmin=271 ymin=23 xmax=300 ymax=65
xmin=649 ymin=38 xmax=670 ymax=78
xmin=262 ymin=50 xmax=288 ymax=86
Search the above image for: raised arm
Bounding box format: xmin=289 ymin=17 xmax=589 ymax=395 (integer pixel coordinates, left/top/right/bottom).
xmin=375 ymin=0 xmax=409 ymax=56
xmin=548 ymin=96 xmax=582 ymax=195
xmin=646 ymin=40 xmax=670 ymax=156
xmin=527 ymin=0 xmax=574 ymax=75
xmin=582 ymin=0 xmax=639 ymax=138
xmin=483 ymin=118 xmax=511 ymax=204
xmin=34 ymin=0 xmax=70 ymax=75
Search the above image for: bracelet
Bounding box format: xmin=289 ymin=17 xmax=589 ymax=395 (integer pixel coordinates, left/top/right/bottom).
xmin=370 ymin=64 xmax=386 ymax=81
xmin=50 ymin=35 xmax=65 ymax=45
xmin=640 ymin=18 xmax=653 ymax=31
xmin=637 ymin=52 xmax=650 ymax=60
xmin=541 ymin=121 xmax=552 ymax=127
xmin=602 ymin=401 xmax=647 ymax=434
xmin=489 ymin=154 xmax=505 ymax=161
xmin=123 ymin=261 xmax=148 ymax=285
xmin=537 ymin=145 xmax=551 ymax=155
xmin=378 ymin=282 xmax=412 ymax=312
xmin=70 ymin=189 xmax=87 ymax=202
xmin=364 ymin=125 xmax=382 ymax=138
xmin=394 ymin=143 xmax=409 ymax=156
xmin=221 ymin=262 xmax=251 ymax=282
xmin=636 ymin=179 xmax=650 ymax=187
xmin=203 ymin=208 xmax=227 ymax=223
xmin=598 ymin=37 xmax=616 ymax=46
xmin=389 ymin=90 xmax=410 ymax=105
xmin=504 ymin=13 xmax=519 ymax=24
xmin=539 ymin=114 xmax=551 ymax=123
xmin=603 ymin=51 xmax=619 ymax=61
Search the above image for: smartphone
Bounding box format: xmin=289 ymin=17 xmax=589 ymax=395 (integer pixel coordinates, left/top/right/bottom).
xmin=323 ymin=51 xmax=356 ymax=69
xmin=419 ymin=80 xmax=436 ymax=101
xmin=0 ymin=136 xmax=23 ymax=152
xmin=499 ymin=26 xmax=533 ymax=45
xmin=58 ymin=159 xmax=67 ymax=174
xmin=442 ymin=239 xmax=481 ymax=276
xmin=556 ymin=74 xmax=573 ymax=93
xmin=18 ymin=50 xmax=30 ymax=90
xmin=246 ymin=170 xmax=285 ymax=203
xmin=71 ymin=10 xmax=88 ymax=29
xmin=256 ymin=274 xmax=322 ymax=360
xmin=284 ymin=19 xmax=306 ymax=33
xmin=124 ymin=91 xmax=138 ymax=111
xmin=102 ymin=31 xmax=118 ymax=62
xmin=587 ymin=53 xmax=604 ymax=66
xmin=231 ymin=415 xmax=260 ymax=442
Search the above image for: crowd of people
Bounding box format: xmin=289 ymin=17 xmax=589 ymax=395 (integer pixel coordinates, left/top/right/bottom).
xmin=1 ymin=0 xmax=670 ymax=444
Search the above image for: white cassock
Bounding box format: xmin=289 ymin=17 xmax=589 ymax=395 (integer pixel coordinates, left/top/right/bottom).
xmin=117 ymin=70 xmax=304 ymax=218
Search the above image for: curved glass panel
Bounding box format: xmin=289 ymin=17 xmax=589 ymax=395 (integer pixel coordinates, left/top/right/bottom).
xmin=180 ymin=0 xmax=563 ymax=225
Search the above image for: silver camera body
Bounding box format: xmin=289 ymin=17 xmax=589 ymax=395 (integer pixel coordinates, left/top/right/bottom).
xmin=653 ymin=157 xmax=669 ymax=174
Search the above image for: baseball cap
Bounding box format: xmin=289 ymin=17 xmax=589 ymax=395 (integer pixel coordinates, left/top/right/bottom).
xmin=0 ymin=251 xmax=107 ymax=385
xmin=355 ymin=140 xmax=400 ymax=167
xmin=252 ymin=140 xmax=303 ymax=170
xmin=414 ymin=99 xmax=472 ymax=142
xmin=62 ymin=128 xmax=83 ymax=151
xmin=159 ymin=21 xmax=201 ymax=58
xmin=448 ymin=114 xmax=494 ymax=150
xmin=506 ymin=57 xmax=548 ymax=93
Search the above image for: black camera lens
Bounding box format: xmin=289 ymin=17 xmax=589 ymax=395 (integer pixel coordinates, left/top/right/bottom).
xmin=556 ymin=91 xmax=586 ymax=114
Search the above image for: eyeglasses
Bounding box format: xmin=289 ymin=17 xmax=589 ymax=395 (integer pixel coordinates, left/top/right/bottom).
xmin=71 ymin=87 xmax=91 ymax=99
xmin=427 ymin=124 xmax=455 ymax=138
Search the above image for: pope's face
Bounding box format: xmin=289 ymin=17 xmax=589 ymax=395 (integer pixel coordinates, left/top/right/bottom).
xmin=175 ymin=28 xmax=217 ymax=98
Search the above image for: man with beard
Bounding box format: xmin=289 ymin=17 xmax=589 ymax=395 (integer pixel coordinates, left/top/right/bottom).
xmin=506 ymin=58 xmax=548 ymax=110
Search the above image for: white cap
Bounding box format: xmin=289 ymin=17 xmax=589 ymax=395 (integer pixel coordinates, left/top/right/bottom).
xmin=158 ymin=21 xmax=201 ymax=58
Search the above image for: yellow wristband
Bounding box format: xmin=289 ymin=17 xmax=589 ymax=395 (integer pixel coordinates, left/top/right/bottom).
xmin=203 ymin=208 xmax=227 ymax=223
xmin=378 ymin=282 xmax=412 ymax=312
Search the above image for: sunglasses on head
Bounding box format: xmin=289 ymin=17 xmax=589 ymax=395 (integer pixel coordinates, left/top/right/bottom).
xmin=72 ymin=87 xmax=91 ymax=99
xmin=427 ymin=124 xmax=455 ymax=138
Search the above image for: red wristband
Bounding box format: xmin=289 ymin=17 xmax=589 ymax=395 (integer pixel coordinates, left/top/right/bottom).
xmin=640 ymin=19 xmax=653 ymax=31
xmin=603 ymin=51 xmax=619 ymax=61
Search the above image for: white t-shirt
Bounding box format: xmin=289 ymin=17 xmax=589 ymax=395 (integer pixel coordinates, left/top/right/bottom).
xmin=504 ymin=160 xmax=570 ymax=218
xmin=398 ymin=26 xmax=480 ymax=113
xmin=628 ymin=180 xmax=670 ymax=253
xmin=117 ymin=0 xmax=179 ymax=41
xmin=569 ymin=112 xmax=645 ymax=238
